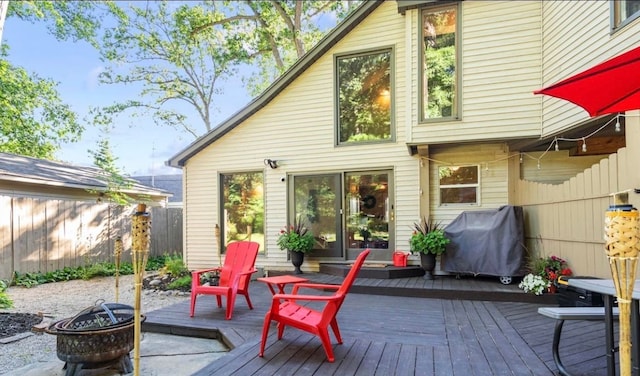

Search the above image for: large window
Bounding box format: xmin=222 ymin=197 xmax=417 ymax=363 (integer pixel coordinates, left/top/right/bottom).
xmin=438 ymin=166 xmax=479 ymax=205
xmin=421 ymin=5 xmax=458 ymax=121
xmin=220 ymin=172 xmax=264 ymax=252
xmin=612 ymin=0 xmax=640 ymax=30
xmin=336 ymin=49 xmax=392 ymax=145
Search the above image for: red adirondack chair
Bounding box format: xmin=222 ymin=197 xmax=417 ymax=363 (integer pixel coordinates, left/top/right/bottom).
xmin=259 ymin=249 xmax=370 ymax=362
xmin=190 ymin=241 xmax=259 ymax=320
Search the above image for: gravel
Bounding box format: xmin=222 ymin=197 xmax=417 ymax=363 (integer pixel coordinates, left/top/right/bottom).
xmin=0 ymin=274 xmax=190 ymax=374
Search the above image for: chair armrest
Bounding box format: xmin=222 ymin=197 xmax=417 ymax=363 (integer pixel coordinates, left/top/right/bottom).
xmin=272 ymin=293 xmax=342 ymax=304
xmin=292 ymin=283 xmax=340 ymax=294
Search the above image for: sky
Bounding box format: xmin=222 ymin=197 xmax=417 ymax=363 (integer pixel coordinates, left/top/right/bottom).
xmin=2 ymin=9 xmax=252 ymax=177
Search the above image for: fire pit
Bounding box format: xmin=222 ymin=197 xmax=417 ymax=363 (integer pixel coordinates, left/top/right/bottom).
xmin=45 ymin=302 xmax=144 ymax=376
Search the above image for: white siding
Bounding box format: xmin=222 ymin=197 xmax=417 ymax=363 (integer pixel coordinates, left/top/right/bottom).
xmin=540 ymin=0 xmax=640 ymax=135
xmin=410 ymin=1 xmax=543 ymax=143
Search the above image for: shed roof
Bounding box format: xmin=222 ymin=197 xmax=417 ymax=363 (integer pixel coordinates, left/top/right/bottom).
xmin=0 ymin=152 xmax=170 ymax=198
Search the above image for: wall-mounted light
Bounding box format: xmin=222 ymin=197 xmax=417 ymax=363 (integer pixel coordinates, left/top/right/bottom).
xmin=264 ymin=158 xmax=278 ymax=169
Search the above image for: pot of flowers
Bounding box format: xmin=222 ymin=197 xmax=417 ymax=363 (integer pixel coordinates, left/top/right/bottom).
xmin=410 ymin=217 xmax=450 ymax=280
xmin=519 ymin=255 xmax=572 ymax=294
xmin=277 ymin=215 xmax=315 ymax=274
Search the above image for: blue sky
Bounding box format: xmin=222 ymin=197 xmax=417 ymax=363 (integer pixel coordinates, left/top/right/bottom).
xmin=3 ymin=12 xmax=252 ymax=176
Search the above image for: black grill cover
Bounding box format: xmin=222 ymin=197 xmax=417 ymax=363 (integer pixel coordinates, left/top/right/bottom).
xmin=441 ymin=205 xmax=525 ymax=277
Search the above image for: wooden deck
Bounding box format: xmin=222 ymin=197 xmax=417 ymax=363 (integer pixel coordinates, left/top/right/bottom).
xmin=143 ymin=273 xmax=617 ymax=375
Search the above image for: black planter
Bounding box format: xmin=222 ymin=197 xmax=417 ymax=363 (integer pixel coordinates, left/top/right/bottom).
xmin=290 ymin=250 xmax=305 ymax=274
xmin=420 ymin=253 xmax=436 ymax=280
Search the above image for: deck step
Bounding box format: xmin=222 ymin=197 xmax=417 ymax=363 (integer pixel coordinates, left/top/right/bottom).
xmin=319 ymin=263 xmax=424 ymax=279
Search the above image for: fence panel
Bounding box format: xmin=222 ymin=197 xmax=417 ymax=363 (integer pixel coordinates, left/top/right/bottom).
xmin=0 ymin=196 xmax=182 ymax=280
xmin=516 ymin=148 xmax=628 ymax=278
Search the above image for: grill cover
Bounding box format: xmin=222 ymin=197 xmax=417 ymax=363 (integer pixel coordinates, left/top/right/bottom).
xmin=441 ymin=205 xmax=525 ymax=277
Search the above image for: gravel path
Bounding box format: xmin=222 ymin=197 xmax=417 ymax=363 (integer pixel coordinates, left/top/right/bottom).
xmin=0 ymin=274 xmax=190 ymax=374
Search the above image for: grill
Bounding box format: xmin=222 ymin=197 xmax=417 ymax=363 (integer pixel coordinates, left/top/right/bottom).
xmin=45 ymin=301 xmax=143 ymax=376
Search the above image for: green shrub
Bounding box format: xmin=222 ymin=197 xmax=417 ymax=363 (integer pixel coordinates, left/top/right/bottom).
xmin=0 ymin=280 xmax=13 ymax=309
xmin=167 ymin=275 xmax=192 ymax=290
xmin=161 ymin=254 xmax=188 ymax=276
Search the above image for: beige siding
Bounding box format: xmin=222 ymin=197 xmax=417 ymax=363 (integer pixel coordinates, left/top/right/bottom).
xmin=409 ymin=1 xmax=542 ymax=143
xmin=540 ymin=0 xmax=640 ymax=135
xmin=427 ymin=143 xmax=511 ymax=224
xmin=521 ymin=150 xmax=609 ymax=184
xmin=183 ymin=2 xmax=422 ymax=271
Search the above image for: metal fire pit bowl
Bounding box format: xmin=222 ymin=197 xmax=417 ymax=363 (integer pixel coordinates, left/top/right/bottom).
xmin=45 ymin=302 xmax=145 ymax=376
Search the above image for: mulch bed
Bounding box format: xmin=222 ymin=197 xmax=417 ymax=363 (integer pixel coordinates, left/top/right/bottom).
xmin=0 ymin=313 xmax=43 ymax=339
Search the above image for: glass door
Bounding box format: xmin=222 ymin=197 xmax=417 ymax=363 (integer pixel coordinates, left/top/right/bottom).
xmin=345 ymin=171 xmax=392 ymax=261
xmin=292 ymin=174 xmax=343 ymax=258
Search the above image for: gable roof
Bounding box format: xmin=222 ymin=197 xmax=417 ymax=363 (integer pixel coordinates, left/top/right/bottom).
xmin=0 ymin=152 xmax=170 ymax=198
xmin=166 ymin=0 xmax=384 ymax=168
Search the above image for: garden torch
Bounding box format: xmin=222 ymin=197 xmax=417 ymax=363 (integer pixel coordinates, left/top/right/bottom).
xmin=131 ymin=203 xmax=151 ymax=376
xmin=604 ymin=191 xmax=640 ymax=376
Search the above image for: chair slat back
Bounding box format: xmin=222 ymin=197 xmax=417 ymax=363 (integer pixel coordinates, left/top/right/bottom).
xmin=218 ymin=241 xmax=259 ymax=287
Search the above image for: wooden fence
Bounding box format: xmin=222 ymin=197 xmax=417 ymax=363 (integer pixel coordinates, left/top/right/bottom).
xmin=513 ymin=148 xmax=628 ymax=278
xmin=0 ymin=196 xmax=182 ymax=281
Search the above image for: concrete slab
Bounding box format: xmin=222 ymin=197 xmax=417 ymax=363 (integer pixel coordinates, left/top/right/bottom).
xmin=2 ymin=332 xmax=228 ymax=376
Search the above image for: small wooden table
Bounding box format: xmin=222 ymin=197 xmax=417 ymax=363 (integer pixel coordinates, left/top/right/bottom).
xmin=257 ymin=275 xmax=308 ymax=295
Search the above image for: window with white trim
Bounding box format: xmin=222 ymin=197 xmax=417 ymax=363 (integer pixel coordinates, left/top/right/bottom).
xmin=438 ymin=165 xmax=479 ymax=205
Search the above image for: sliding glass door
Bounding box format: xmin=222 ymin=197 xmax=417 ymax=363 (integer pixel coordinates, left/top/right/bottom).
xmin=291 ymin=170 xmax=393 ymax=260
xmin=292 ymin=174 xmax=342 ymax=258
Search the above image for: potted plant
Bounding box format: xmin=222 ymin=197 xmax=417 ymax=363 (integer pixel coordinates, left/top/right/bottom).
xmin=277 ymin=215 xmax=315 ymax=274
xmin=410 ymin=217 xmax=450 ymax=280
xmin=525 ymin=255 xmax=572 ymax=294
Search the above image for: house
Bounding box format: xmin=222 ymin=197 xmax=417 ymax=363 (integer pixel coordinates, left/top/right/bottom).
xmin=167 ymin=1 xmax=640 ymax=278
xmin=0 ymin=152 xmax=172 ymax=280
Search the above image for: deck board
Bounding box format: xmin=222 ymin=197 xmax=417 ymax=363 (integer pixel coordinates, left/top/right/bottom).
xmin=142 ymin=273 xmax=616 ymax=375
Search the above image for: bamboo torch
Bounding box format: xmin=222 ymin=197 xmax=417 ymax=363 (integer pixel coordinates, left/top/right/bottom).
xmin=114 ymin=237 xmax=123 ymax=303
xmin=131 ymin=203 xmax=151 ymax=376
xmin=604 ymin=191 xmax=640 ymax=376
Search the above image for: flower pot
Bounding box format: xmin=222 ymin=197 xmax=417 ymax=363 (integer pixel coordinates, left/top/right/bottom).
xmin=420 ymin=253 xmax=436 ymax=280
xmin=290 ymin=250 xmax=305 ymax=274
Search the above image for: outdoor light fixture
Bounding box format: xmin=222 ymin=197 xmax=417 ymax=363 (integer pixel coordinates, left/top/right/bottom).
xmin=264 ymin=159 xmax=278 ymax=169
xmin=615 ymin=115 xmax=621 ymax=132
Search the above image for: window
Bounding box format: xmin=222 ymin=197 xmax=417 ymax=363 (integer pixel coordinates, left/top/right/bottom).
xmin=220 ymin=172 xmax=264 ymax=252
xmin=336 ymin=49 xmax=392 ymax=145
xmin=421 ymin=5 xmax=458 ymax=121
xmin=438 ymin=165 xmax=479 ymax=205
xmin=612 ymin=0 xmax=640 ymax=30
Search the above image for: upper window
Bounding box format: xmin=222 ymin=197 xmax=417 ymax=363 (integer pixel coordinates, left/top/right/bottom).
xmin=438 ymin=165 xmax=478 ymax=205
xmin=220 ymin=171 xmax=264 ymax=253
xmin=336 ymin=49 xmax=393 ymax=145
xmin=421 ymin=5 xmax=458 ymax=121
xmin=612 ymin=0 xmax=640 ymax=30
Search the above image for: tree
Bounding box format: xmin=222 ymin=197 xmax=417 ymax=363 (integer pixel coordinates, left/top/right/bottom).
xmin=88 ymin=126 xmax=134 ymax=206
xmin=0 ymin=47 xmax=82 ymax=159
xmin=0 ymin=1 xmax=108 ymax=159
xmin=187 ymin=1 xmax=362 ymax=96
xmin=96 ymin=1 xmax=361 ymax=138
xmin=97 ymin=1 xmax=237 ymax=137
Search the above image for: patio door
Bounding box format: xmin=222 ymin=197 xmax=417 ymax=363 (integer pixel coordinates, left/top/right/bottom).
xmin=292 ymin=174 xmax=343 ymax=258
xmin=291 ymin=170 xmax=393 ymax=261
xmin=345 ymin=171 xmax=392 ymax=261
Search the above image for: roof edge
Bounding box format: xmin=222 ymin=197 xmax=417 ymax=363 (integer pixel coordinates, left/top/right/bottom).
xmin=166 ymin=0 xmax=385 ymax=168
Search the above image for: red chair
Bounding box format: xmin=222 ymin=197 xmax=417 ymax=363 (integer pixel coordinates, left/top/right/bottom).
xmin=259 ymin=249 xmax=370 ymax=362
xmin=190 ymin=241 xmax=259 ymax=320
